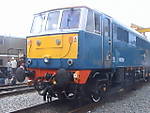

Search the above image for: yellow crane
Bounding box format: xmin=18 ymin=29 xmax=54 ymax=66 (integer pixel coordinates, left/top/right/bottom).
xmin=131 ymin=23 xmax=150 ymax=36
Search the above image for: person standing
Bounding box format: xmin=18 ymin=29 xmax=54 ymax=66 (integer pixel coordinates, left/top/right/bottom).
xmin=6 ymin=59 xmax=12 ymax=73
xmin=11 ymin=57 xmax=17 ymax=74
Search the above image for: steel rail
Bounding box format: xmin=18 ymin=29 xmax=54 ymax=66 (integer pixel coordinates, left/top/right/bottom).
xmin=0 ymin=84 xmax=32 ymax=92
xmin=0 ymin=83 xmax=26 ymax=88
xmin=0 ymin=85 xmax=35 ymax=98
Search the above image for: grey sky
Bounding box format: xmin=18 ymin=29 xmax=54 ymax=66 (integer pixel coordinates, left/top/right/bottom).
xmin=0 ymin=0 xmax=150 ymax=37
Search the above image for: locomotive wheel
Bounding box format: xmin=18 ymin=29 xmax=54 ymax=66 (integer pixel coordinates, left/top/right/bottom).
xmin=91 ymin=92 xmax=101 ymax=102
xmin=90 ymin=81 xmax=107 ymax=103
xmin=43 ymin=92 xmax=52 ymax=102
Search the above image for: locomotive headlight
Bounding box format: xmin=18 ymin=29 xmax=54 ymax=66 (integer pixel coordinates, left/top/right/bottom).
xmin=44 ymin=57 xmax=49 ymax=63
xmin=27 ymin=59 xmax=32 ymax=65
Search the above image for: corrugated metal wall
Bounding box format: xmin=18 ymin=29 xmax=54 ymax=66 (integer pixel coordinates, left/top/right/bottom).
xmin=0 ymin=36 xmax=26 ymax=67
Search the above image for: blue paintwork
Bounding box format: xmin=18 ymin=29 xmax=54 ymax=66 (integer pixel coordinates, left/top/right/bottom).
xmin=27 ymin=15 xmax=150 ymax=70
xmin=112 ymin=21 xmax=150 ymax=67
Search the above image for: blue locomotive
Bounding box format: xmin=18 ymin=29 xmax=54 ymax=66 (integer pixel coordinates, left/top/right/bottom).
xmin=16 ymin=6 xmax=150 ymax=103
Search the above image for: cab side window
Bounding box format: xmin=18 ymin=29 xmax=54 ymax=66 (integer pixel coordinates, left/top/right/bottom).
xmin=103 ymin=18 xmax=110 ymax=37
xmin=94 ymin=13 xmax=101 ymax=34
xmin=86 ymin=10 xmax=102 ymax=34
xmin=117 ymin=27 xmax=128 ymax=43
xmin=86 ymin=9 xmax=94 ymax=32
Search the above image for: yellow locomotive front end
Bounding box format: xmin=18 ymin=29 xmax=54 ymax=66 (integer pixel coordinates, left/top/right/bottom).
xmin=16 ymin=6 xmax=93 ymax=102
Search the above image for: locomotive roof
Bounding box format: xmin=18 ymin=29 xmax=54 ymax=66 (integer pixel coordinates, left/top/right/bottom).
xmin=35 ymin=6 xmax=111 ymax=17
xmin=35 ymin=6 xmax=89 ymax=15
xmin=34 ymin=6 xmax=149 ymax=42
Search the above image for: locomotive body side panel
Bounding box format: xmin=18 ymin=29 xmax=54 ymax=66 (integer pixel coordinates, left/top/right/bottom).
xmin=112 ymin=23 xmax=150 ymax=68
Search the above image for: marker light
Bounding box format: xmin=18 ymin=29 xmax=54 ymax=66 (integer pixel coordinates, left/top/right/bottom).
xmin=67 ymin=59 xmax=73 ymax=65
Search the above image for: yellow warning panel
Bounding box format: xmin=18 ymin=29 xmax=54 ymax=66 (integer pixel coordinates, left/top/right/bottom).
xmin=27 ymin=34 xmax=78 ymax=59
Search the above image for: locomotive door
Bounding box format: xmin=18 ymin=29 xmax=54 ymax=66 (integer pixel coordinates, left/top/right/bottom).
xmin=102 ymin=17 xmax=112 ymax=67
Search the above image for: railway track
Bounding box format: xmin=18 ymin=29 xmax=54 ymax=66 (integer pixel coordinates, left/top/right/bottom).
xmin=0 ymin=83 xmax=35 ymax=97
xmin=0 ymin=83 xmax=24 ymax=87
xmin=11 ymin=99 xmax=78 ymax=113
xmin=11 ymin=81 xmax=150 ymax=113
xmin=9 ymin=85 xmax=117 ymax=113
xmin=9 ymin=97 xmax=110 ymax=113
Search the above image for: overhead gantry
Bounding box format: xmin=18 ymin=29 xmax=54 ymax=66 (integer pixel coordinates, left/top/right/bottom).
xmin=131 ymin=23 xmax=150 ymax=36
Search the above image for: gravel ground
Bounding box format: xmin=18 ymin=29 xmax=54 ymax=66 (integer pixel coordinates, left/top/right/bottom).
xmin=91 ymin=82 xmax=150 ymax=113
xmin=0 ymin=82 xmax=150 ymax=113
xmin=0 ymin=92 xmax=45 ymax=113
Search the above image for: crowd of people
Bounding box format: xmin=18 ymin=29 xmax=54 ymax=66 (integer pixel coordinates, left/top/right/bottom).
xmin=7 ymin=57 xmax=17 ymax=74
xmin=0 ymin=57 xmax=25 ymax=85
